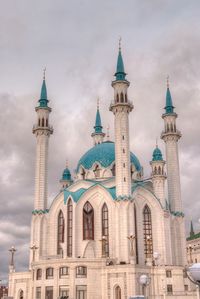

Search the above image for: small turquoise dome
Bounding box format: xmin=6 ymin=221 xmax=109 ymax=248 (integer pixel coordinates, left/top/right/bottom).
xmin=76 ymin=141 xmax=141 ymax=172
xmin=62 ymin=168 xmax=72 ymax=181
xmin=152 ymin=147 xmax=163 ymax=161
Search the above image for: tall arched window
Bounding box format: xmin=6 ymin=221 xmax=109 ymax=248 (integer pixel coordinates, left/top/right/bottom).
xmin=111 ymin=164 xmax=116 ymax=176
xmin=67 ymin=199 xmax=73 ymax=257
xmin=115 ymin=286 xmax=121 ymax=299
xmin=83 ymin=202 xmax=94 ymax=240
xmin=81 ymin=167 xmax=86 ymax=179
xmin=57 ymin=210 xmax=65 ymax=255
xmin=143 ymin=205 xmax=153 ymax=259
xmin=42 ymin=118 xmax=45 ymax=127
xmin=116 ymin=93 xmax=119 ymax=102
xmin=94 ymin=164 xmax=100 ymax=178
xmin=120 ymin=92 xmax=124 ymax=103
xmin=102 ymin=203 xmax=109 ymax=257
xmin=19 ymin=290 xmax=24 ymax=299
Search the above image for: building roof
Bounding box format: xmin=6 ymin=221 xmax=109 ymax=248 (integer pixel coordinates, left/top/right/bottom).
xmin=63 ymin=180 xmax=152 ymax=203
xmin=38 ymin=79 xmax=49 ymax=108
xmin=93 ymin=107 xmax=103 ymax=134
xmin=152 ymin=146 xmax=163 ymax=161
xmin=62 ymin=167 xmax=72 ymax=181
xmin=165 ymin=87 xmax=174 ymax=114
xmin=187 ymin=232 xmax=200 ymax=241
xmin=76 ymin=141 xmax=142 ymax=172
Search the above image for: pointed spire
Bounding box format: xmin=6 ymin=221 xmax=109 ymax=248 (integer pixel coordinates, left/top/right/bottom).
xmin=115 ymin=37 xmax=126 ymax=81
xmin=190 ymin=220 xmax=195 ymax=237
xmin=94 ymin=98 xmax=103 ymax=134
xmin=38 ymin=68 xmax=49 ymax=108
xmin=165 ymin=76 xmax=174 ymax=114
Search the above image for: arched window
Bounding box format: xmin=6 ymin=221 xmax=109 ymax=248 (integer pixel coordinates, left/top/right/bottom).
xmin=42 ymin=118 xmax=45 ymax=127
xmin=102 ymin=203 xmax=109 ymax=257
xmin=115 ymin=286 xmax=121 ymax=299
xmin=46 ymin=119 xmax=48 ymax=127
xmin=81 ymin=167 xmax=86 ymax=180
xmin=94 ymin=164 xmax=100 ymax=178
xmin=116 ymin=93 xmax=119 ymax=102
xmin=143 ymin=205 xmax=153 ymax=260
xmin=38 ymin=118 xmax=41 ymax=126
xmin=67 ymin=199 xmax=73 ymax=257
xmin=120 ymin=92 xmax=124 ymax=103
xmin=19 ymin=290 xmax=24 ymax=299
xmin=167 ymin=124 xmax=169 ymax=132
xmin=170 ymin=123 xmax=173 ymax=132
xmin=158 ymin=166 xmax=161 ymax=175
xmin=125 ymin=93 xmax=127 ymax=102
xmin=111 ymin=164 xmax=116 ymax=176
xmin=57 ymin=210 xmax=64 ymax=255
xmin=36 ymin=268 xmax=42 ymax=280
xmin=83 ymin=202 xmax=94 ymax=240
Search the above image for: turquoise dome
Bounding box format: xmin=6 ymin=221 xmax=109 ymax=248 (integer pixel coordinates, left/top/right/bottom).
xmin=62 ymin=168 xmax=72 ymax=181
xmin=152 ymin=147 xmax=163 ymax=161
xmin=76 ymin=141 xmax=141 ymax=172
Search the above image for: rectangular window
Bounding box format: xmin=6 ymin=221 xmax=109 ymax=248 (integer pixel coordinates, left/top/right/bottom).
xmin=76 ymin=266 xmax=87 ymax=278
xmin=59 ymin=286 xmax=69 ymax=297
xmin=46 ymin=268 xmax=54 ymax=279
xmin=166 ymin=270 xmax=172 ymax=278
xmin=36 ymin=287 xmax=41 ymax=299
xmin=59 ymin=267 xmax=69 ymax=277
xmin=183 ymin=269 xmax=187 ymax=278
xmin=45 ymin=286 xmax=53 ymax=299
xmin=76 ymin=285 xmax=87 ymax=299
xmin=184 ymin=285 xmax=189 ymax=291
xmin=167 ymin=284 xmax=173 ymax=295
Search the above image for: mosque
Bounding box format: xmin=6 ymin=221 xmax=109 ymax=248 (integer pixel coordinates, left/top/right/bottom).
xmin=8 ymin=46 xmax=195 ymax=299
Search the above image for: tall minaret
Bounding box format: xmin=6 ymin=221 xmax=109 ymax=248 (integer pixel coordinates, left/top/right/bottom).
xmin=110 ymin=41 xmax=133 ymax=197
xmin=161 ymin=79 xmax=182 ymax=212
xmin=32 ymin=71 xmax=53 ymax=211
xmin=91 ymin=100 xmax=105 ymax=145
xmin=161 ymin=79 xmax=186 ymax=265
xmin=150 ymin=145 xmax=166 ymax=207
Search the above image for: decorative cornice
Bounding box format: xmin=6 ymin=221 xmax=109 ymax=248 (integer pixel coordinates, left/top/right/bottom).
xmin=171 ymin=211 xmax=184 ymax=217
xmin=32 ymin=209 xmax=49 ymax=215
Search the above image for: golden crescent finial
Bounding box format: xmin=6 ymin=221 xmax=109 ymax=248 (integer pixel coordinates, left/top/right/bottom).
xmin=97 ymin=97 xmax=100 ymax=109
xmin=119 ymin=36 xmax=122 ymax=51
xmin=43 ymin=67 xmax=46 ymax=80
xmin=166 ymin=75 xmax=169 ymax=88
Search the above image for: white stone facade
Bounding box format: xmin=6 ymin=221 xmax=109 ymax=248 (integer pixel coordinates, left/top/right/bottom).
xmin=8 ymin=51 xmax=194 ymax=299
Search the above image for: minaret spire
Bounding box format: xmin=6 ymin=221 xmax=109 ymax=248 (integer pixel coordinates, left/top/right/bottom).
xmin=190 ymin=220 xmax=195 ymax=237
xmin=91 ymin=99 xmax=105 ymax=145
xmin=165 ymin=76 xmax=174 ymax=114
xmin=32 ymin=72 xmax=53 ymax=211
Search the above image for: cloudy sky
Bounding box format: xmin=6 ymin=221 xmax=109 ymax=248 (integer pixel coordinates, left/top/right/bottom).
xmin=0 ymin=0 xmax=200 ymax=282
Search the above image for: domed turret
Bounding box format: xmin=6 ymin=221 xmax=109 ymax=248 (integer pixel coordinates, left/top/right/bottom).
xmin=76 ymin=141 xmax=142 ymax=181
xmin=150 ymin=145 xmax=166 ymax=207
xmin=60 ymin=163 xmax=73 ymax=189
xmin=152 ymin=146 xmax=163 ymax=161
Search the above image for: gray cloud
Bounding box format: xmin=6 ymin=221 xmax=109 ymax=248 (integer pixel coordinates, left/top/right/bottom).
xmin=0 ymin=0 xmax=200 ymax=283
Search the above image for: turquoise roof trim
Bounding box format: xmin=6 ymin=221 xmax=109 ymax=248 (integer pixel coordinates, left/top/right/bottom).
xmin=115 ymin=50 xmax=126 ymax=81
xmin=39 ymin=79 xmax=49 ymax=108
xmin=94 ymin=108 xmax=103 ymax=134
xmin=76 ymin=141 xmax=141 ymax=173
xmin=152 ymin=146 xmax=163 ymax=161
xmin=165 ymin=87 xmax=174 ymax=114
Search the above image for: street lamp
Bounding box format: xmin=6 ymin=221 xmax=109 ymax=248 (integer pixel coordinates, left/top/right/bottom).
xmin=139 ymin=274 xmax=150 ymax=298
xmin=186 ymin=263 xmax=200 ymax=299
